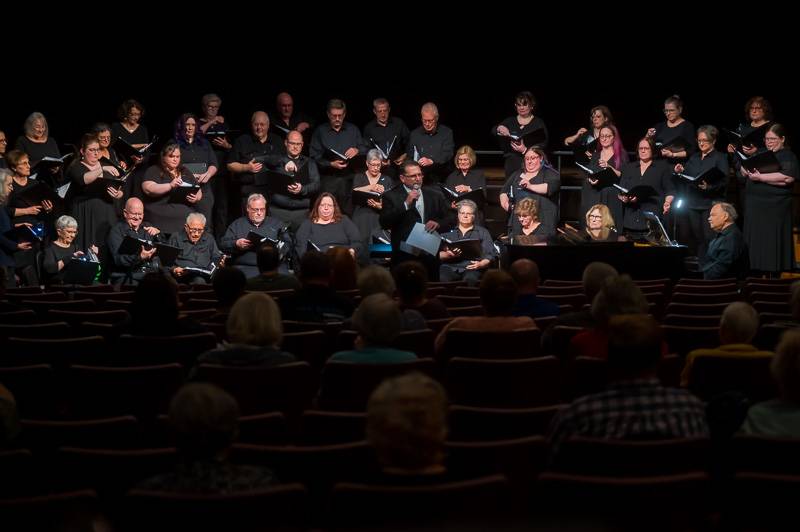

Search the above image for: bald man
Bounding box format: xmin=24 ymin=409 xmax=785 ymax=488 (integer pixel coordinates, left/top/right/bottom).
xmin=227 ymin=110 xmax=284 ymax=207
xmin=261 ymin=130 xmax=321 ymax=232
xmin=107 ymin=197 xmax=164 ymax=285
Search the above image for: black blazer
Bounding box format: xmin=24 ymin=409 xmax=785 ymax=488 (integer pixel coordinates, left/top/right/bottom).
xmin=380 ymin=185 xmax=448 ymax=256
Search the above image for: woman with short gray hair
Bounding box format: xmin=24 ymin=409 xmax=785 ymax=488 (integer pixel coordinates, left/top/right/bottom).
xmin=352 ymin=148 xmax=396 ymax=243
xmin=42 ymin=215 xmax=99 ymax=284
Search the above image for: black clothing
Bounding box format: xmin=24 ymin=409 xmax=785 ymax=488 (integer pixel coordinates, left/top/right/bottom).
xmin=501 ymin=166 xmax=561 ymax=234
xmin=494 ymin=115 xmax=548 ymax=177
xmin=220 ymin=215 xmax=290 ymax=278
xmin=618 ymin=160 xmax=674 ymax=232
xmin=702 ymin=224 xmax=748 ymax=280
xmin=141 ymin=165 xmax=199 ymax=235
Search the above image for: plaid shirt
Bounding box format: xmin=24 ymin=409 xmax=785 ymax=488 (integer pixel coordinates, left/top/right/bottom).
xmin=548 ymin=378 xmax=709 ymax=453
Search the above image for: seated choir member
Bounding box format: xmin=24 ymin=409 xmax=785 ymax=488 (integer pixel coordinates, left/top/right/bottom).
xmin=107 ymin=197 xmax=164 ymax=285
xmin=437 ymin=199 xmax=496 ymax=285
xmin=168 ymin=212 xmax=225 ymax=284
xmin=42 ymin=215 xmax=99 ymax=285
xmin=294 ymin=192 xmax=363 ymax=262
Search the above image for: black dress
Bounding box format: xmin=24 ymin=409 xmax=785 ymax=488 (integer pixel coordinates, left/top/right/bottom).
xmin=579 ymin=151 xmax=625 ymax=229
xmin=618 ymin=160 xmax=674 ymax=233
xmin=500 ymin=166 xmax=561 ymax=235
xmin=14 ymin=137 xmax=64 ymax=187
xmin=141 ymin=166 xmax=199 ymax=235
xmin=66 ymin=161 xmax=121 ymax=251
xmin=294 ymin=217 xmax=363 ymax=260
xmin=351 ymin=173 xmax=395 ymax=242
xmin=494 ymin=116 xmax=548 ymax=177
xmin=178 ymin=138 xmax=218 ymax=231
xmin=743 ymin=148 xmax=798 ymax=272
xmin=42 ymin=242 xmax=76 ymax=284
xmin=444 ymin=168 xmax=487 ymax=225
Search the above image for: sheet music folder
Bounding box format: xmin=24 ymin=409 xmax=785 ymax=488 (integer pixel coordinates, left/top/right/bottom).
xmin=439 ymin=185 xmax=486 ymax=209
xmin=575 ymin=162 xmax=619 ymax=189
xmin=352 ymin=189 xmax=382 ymax=207
xmin=613 ymin=183 xmax=659 ymax=201
xmin=62 ymin=258 xmax=100 ymax=284
xmin=738 ymin=150 xmax=782 ymax=173
xmin=441 ymin=237 xmax=482 ymax=260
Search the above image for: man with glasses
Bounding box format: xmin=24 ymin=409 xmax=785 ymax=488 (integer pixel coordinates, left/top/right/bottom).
xmin=406 ymin=102 xmax=454 ymax=184
xmin=362 ymin=97 xmax=410 ymax=179
xmin=107 ymin=197 xmax=164 ymax=285
xmin=262 ymin=131 xmax=320 ymax=232
xmin=380 ymin=160 xmax=448 ymax=280
xmin=220 ymin=193 xmax=291 ymax=278
xmin=168 ymin=212 xmax=225 ymax=284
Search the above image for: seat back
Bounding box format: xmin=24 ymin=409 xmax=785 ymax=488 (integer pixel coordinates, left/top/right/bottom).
xmin=688 ymin=355 xmax=777 ymax=402
xmin=441 ymin=328 xmax=541 ymax=360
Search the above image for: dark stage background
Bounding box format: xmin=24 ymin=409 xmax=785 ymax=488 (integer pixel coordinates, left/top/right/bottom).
xmin=1 ymin=75 xmax=796 ymax=163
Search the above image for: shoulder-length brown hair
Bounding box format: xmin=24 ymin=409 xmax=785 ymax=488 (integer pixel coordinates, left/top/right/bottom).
xmin=310 ymin=192 xmax=343 ymax=223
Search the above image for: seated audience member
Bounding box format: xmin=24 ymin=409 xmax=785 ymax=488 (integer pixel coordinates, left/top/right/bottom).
xmin=245 ymin=243 xmax=301 ymax=292
xmin=279 ymin=250 xmax=355 ymax=322
xmin=168 ymin=213 xmax=225 ymax=284
xmin=327 ymin=246 xmax=358 ymax=291
xmin=128 ymin=272 xmax=205 ymax=337
xmin=367 ymin=372 xmax=448 ymax=479
xmin=0 ymin=383 xmax=20 ymax=449
xmin=137 ymin=383 xmax=277 ymax=493
xmin=681 ymin=302 xmax=773 ymax=386
xmin=540 ymin=262 xmax=618 ymax=352
xmin=741 ymin=329 xmax=800 ymax=437
xmin=193 ymin=293 xmax=295 ymax=374
xmin=703 ymin=202 xmax=748 ymax=280
xmin=509 ymin=258 xmax=560 ymax=318
xmin=330 ymin=293 xmax=417 ymax=363
xmin=568 ymin=274 xmax=650 ymax=360
xmin=435 ymin=270 xmax=537 ymax=355
xmin=548 ymin=314 xmax=710 ymax=455
xmin=211 ymin=266 xmax=247 ymax=313
xmin=357 ymin=265 xmax=426 ymax=331
xmin=393 ymin=260 xmax=450 ymax=320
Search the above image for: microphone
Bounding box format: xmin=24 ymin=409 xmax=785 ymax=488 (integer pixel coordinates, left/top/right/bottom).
xmin=412 ymin=184 xmax=420 ymax=191
xmin=642 ymin=211 xmax=658 ymax=221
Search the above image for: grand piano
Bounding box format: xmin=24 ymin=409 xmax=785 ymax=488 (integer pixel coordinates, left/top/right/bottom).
xmin=503 ymin=241 xmax=688 ymax=281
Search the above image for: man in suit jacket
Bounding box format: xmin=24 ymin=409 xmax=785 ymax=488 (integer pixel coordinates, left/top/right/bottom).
xmin=380 ymin=161 xmax=448 ymax=280
xmin=703 ymin=202 xmax=748 ymax=280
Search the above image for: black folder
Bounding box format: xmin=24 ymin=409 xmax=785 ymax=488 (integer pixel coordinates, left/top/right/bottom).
xmin=246 ymin=231 xmax=278 ymax=248
xmin=263 ymin=165 xmax=309 ymax=193
xmin=675 ymin=166 xmax=727 ymax=186
xmin=369 ymin=136 xmax=402 ymax=160
xmin=613 ymin=183 xmax=659 ymax=201
xmin=205 ymin=130 xmax=236 ymax=141
xmin=325 ymin=149 xmax=366 ymax=171
xmin=14 ymin=180 xmax=59 ymax=207
xmin=169 ymin=182 xmax=201 ymax=203
xmin=352 ymin=189 xmax=382 ymax=208
xmin=441 ymin=237 xmax=482 ymax=260
xmin=572 ymin=136 xmax=598 ymax=163
xmin=726 ymin=124 xmax=769 ymax=150
xmin=30 ymin=153 xmax=73 ymax=177
xmin=62 ymin=258 xmax=100 ymax=284
xmin=13 ymin=222 xmax=46 ymax=242
xmin=92 ymin=175 xmax=126 ymax=195
xmin=270 ymin=123 xmax=291 ymax=138
xmin=439 ymin=185 xmax=486 ymax=209
xmin=656 ymin=136 xmax=691 ymax=153
xmin=575 ymin=162 xmax=620 ymax=189
xmin=506 ymin=128 xmax=547 ymax=148
xmin=114 ymin=136 xmax=157 ymax=160
xmin=738 ymin=150 xmax=782 ymax=173
xmin=155 ymin=243 xmax=181 ymax=267
xmin=117 ymin=235 xmax=154 ymax=255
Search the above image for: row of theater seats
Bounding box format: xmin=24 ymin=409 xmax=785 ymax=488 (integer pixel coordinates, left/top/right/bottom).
xmin=3 ymin=434 xmax=798 ymax=531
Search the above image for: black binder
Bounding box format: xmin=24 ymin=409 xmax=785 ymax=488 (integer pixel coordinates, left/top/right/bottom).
xmin=656 ymin=136 xmax=691 ymax=153
xmin=263 ymin=165 xmax=309 ymax=193
xmin=30 ymin=153 xmax=73 ymax=178
xmin=114 ymin=136 xmax=157 ymax=160
xmin=246 ymin=230 xmax=279 ymax=248
xmin=14 ymin=180 xmax=59 ymax=207
xmin=13 ymin=222 xmax=46 ymax=242
xmin=117 ymin=235 xmax=154 ymax=255
xmin=352 ymin=189 xmax=382 ymax=208
xmin=62 ymin=258 xmax=100 ymax=284
xmin=505 ymin=127 xmax=546 ymax=148
xmin=572 ymin=136 xmax=598 ymax=163
xmin=675 ymin=166 xmax=727 ymax=187
xmin=737 ymin=150 xmax=782 ymax=173
xmin=575 ymin=162 xmax=620 ymax=189
xmin=182 ymin=162 xmax=208 ymax=175
xmin=325 ymin=149 xmax=366 ymax=171
xmin=204 ymin=130 xmax=236 ymax=141
xmin=439 ymin=185 xmax=486 ymax=209
xmin=613 ymin=183 xmax=659 ymax=201
xmin=726 ymin=124 xmax=769 ymax=150
xmin=441 ymin=237 xmax=482 ymax=260
xmin=370 ymin=136 xmax=402 ymax=160
xmin=169 ymin=182 xmax=201 ymax=203
xmin=154 ymin=243 xmax=181 ymax=267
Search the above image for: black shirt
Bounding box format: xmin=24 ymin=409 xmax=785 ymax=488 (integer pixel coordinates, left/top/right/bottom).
xmin=362 ymin=117 xmax=410 ymax=160
xmin=310 ymin=122 xmax=364 ymax=175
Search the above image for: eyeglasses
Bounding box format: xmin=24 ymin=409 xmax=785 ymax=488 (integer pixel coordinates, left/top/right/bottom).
xmin=286 ymin=141 xmax=303 ymax=146
xmin=86 ymin=148 xmax=101 ymax=153
xmin=459 ymin=212 xmax=475 ymax=216
xmin=97 ymin=135 xmax=111 ymax=141
xmin=248 ymin=207 xmax=266 ymax=213
xmin=588 ymin=214 xmax=603 ymax=220
xmin=186 ymin=227 xmax=205 ymax=234
xmin=598 ymin=134 xmax=614 ymax=139
xmin=663 ymin=108 xmax=679 ymax=114
xmin=697 ymin=138 xmax=712 ymax=144
xmin=404 ymin=173 xmax=423 ymax=178
xmin=367 ymin=162 xmax=383 ymax=168
xmin=765 ymin=136 xmax=781 ymax=142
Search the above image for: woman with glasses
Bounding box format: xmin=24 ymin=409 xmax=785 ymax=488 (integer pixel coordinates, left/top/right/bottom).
xmin=509 ymin=197 xmax=552 ymax=241
xmin=42 ymin=215 xmax=99 ymax=285
xmin=443 ymin=145 xmax=487 ymax=225
xmin=728 ymin=97 xmax=774 ymax=218
xmin=142 ymin=142 xmax=202 ymax=235
xmin=438 ymin=199 xmax=495 ymax=285
xmin=739 ymin=124 xmax=797 ymax=277
xmin=295 ymin=192 xmax=363 ymax=261
xmin=565 ymin=105 xmax=613 ymax=162
xmin=112 ymin=99 xmax=150 ymax=169
xmin=65 ymin=134 xmax=124 ymax=254
xmin=645 ymin=95 xmax=696 ymax=165
xmin=579 ymin=124 xmax=628 ymax=226
xmin=352 ymin=149 xmax=395 ymax=242
xmin=618 ymin=138 xmax=675 ymax=239
xmin=493 ymin=91 xmax=548 ymax=178
xmin=175 ymin=113 xmax=218 ymax=233
xmin=584 ymin=204 xmax=623 ymax=242
xmin=499 ymin=147 xmax=560 ymax=235
xmin=14 ymin=112 xmax=65 ymax=187
xmin=673 ymin=125 xmax=729 ymax=259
